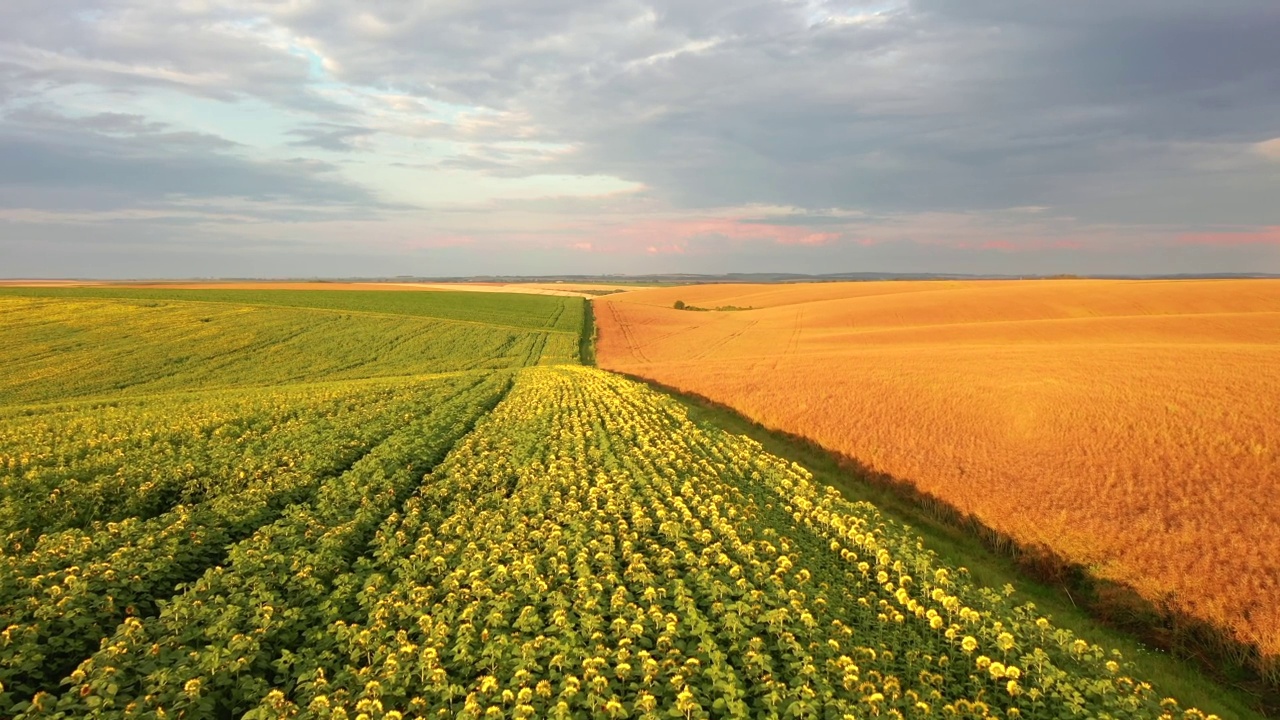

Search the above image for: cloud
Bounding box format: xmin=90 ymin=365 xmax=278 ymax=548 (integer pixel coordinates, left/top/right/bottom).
xmin=0 ymin=0 xmax=348 ymax=114
xmin=0 ymin=104 xmax=381 ymax=220
xmin=4 ymin=104 xmax=241 ymax=151
xmin=591 ymin=215 xmax=849 ymax=252
xmin=1256 ymin=138 xmax=1280 ymax=162
xmin=2 ymin=0 xmax=1280 ymax=276
xmin=285 ymin=0 xmax=1278 ymax=229
xmin=434 ymin=141 xmax=576 ymax=178
xmin=287 ymin=123 xmax=376 ymax=152
xmin=1178 ymin=226 xmax=1280 ymax=247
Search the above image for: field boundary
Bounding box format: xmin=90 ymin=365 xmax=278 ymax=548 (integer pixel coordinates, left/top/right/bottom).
xmin=610 ymin=369 xmax=1278 ymax=719
xmin=579 ymin=297 xmax=596 ymax=366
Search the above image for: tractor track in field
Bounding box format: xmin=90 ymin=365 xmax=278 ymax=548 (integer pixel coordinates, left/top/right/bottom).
xmin=607 ymin=301 xmax=652 ymax=364
xmin=772 ymin=308 xmax=805 ymax=370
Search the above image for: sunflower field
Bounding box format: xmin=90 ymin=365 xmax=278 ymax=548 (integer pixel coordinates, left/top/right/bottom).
xmin=2 ymin=366 xmax=1213 ymax=719
xmin=0 ymin=290 xmax=1223 ymax=718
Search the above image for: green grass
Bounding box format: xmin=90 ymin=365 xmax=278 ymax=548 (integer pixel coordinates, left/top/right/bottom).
xmin=642 ymin=377 xmax=1270 ymax=720
xmin=579 ymin=296 xmax=597 ymax=365
xmin=0 ymin=287 xmax=585 ymax=334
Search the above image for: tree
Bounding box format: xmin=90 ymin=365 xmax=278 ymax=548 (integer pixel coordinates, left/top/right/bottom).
xmin=673 ymin=300 xmax=686 ymax=310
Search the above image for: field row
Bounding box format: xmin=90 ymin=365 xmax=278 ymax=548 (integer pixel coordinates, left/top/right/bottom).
xmin=0 ymin=373 xmax=511 ymax=714
xmin=4 ymin=367 xmax=1215 ymax=718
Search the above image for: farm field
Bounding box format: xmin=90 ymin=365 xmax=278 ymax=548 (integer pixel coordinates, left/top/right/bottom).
xmin=0 ymin=298 xmax=574 ymax=405
xmin=0 ymin=287 xmax=585 ymax=334
xmin=0 ymin=286 xmax=1244 ymax=718
xmin=595 ymin=279 xmax=1280 ymax=669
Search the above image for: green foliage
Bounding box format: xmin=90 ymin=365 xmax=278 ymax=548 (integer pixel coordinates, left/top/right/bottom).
xmin=0 ymin=289 xmax=574 ymax=714
xmin=580 ymin=299 xmax=597 ymax=366
xmin=0 ymin=287 xmax=584 ymax=334
xmin=0 ymin=374 xmax=506 ymax=714
xmin=0 ymin=296 xmax=576 ymax=404
xmin=16 ymin=368 xmax=1213 ymax=719
xmin=677 ymin=302 xmax=754 ymax=312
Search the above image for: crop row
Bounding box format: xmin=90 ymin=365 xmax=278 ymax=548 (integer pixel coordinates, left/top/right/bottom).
xmin=0 ymin=377 xmax=477 ymax=540
xmin=0 ymin=373 xmax=507 ymax=715
xmin=14 ymin=367 xmax=1210 ymax=719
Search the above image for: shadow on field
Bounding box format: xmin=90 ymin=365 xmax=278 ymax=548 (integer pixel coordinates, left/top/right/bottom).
xmin=617 ymin=372 xmax=1280 ymax=718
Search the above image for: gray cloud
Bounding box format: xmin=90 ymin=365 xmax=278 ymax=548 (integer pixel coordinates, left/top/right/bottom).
xmin=270 ymin=0 xmax=1280 ymax=224
xmin=0 ymin=219 xmax=431 ymax=278
xmin=10 ymin=1 xmax=1279 ymax=218
xmin=69 ymin=111 xmax=170 ymax=136
xmin=0 ymin=0 xmax=350 ymax=114
xmin=5 ymin=104 xmax=241 ymax=150
xmin=0 ymin=105 xmax=380 ymax=217
xmin=660 ymin=230 xmax=1280 ymax=277
xmin=287 ymin=123 xmax=377 ymax=152
xmin=2 ymin=0 xmax=1279 ymax=276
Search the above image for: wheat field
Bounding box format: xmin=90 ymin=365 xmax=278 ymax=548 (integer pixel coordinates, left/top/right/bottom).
xmin=595 ymin=279 xmax=1280 ymax=658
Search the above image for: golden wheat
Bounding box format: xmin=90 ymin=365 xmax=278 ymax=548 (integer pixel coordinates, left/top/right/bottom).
xmin=596 ymin=279 xmax=1280 ymax=657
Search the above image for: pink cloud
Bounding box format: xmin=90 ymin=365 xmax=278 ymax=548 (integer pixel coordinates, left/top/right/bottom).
xmin=980 ymin=240 xmax=1019 ymax=251
xmin=576 ymin=210 xmax=1121 ymax=256
xmin=604 ymin=216 xmax=846 ymax=249
xmin=1254 ymin=138 xmax=1280 ymax=162
xmin=557 ymin=207 xmax=1277 ymax=258
xmin=1177 ymin=227 xmax=1280 ymax=247
xmin=783 ymin=231 xmax=841 ymax=246
xmin=569 ymin=242 xmax=594 ymax=251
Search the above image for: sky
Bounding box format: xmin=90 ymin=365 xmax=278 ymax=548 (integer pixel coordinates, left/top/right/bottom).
xmin=2 ymin=0 xmax=1279 ymax=278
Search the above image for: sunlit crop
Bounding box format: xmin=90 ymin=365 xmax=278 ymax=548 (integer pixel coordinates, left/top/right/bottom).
xmin=0 ymin=372 xmax=509 ymax=713
xmin=0 ymin=293 xmax=578 ymax=403
xmin=0 ymin=288 xmax=1224 ymax=717
xmin=597 ymin=279 xmax=1280 ymax=659
xmin=7 ymin=367 xmax=1210 ymax=718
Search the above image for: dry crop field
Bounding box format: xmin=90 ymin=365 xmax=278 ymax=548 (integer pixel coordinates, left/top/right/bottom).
xmin=595 ymin=279 xmax=1280 ymax=664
